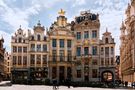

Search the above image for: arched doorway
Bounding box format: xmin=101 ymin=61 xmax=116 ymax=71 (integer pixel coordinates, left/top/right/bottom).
xmin=101 ymin=71 xmax=114 ymax=82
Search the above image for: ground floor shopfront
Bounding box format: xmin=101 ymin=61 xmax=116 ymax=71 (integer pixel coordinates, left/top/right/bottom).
xmin=11 ymin=66 xmax=116 ymax=84
xmin=11 ymin=67 xmax=48 ymax=84
xmin=121 ymin=69 xmax=135 ymax=82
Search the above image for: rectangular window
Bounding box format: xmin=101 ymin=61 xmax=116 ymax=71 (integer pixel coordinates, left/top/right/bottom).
xmin=84 ymin=31 xmax=89 ymax=38
xmin=18 ymin=46 xmax=22 ymax=53
xmin=13 ymin=46 xmax=17 ymax=52
xmin=13 ymin=56 xmax=16 ymax=65
xmin=76 ymin=32 xmax=81 ymax=39
xmin=23 ymin=47 xmax=27 ymax=53
xmin=31 ymin=44 xmax=35 ymax=51
xmin=43 ymin=44 xmax=47 ymax=52
xmin=43 ymin=55 xmax=47 ymax=64
xmin=60 ymin=39 xmax=64 ymax=48
xmin=67 ymin=50 xmax=72 ymax=61
xmin=101 ymin=47 xmax=104 ymax=55
xmin=59 ymin=50 xmax=64 ymax=61
xmin=111 ymin=57 xmax=114 ymax=65
xmin=105 ymin=47 xmax=109 ymax=56
xmin=92 ymin=46 xmax=97 ymax=55
xmin=105 ymin=58 xmax=109 ymax=65
xmin=84 ymin=47 xmax=89 ymax=55
xmin=92 ymin=69 xmax=97 ymax=78
xmin=30 ymin=54 xmax=35 ymax=65
xmin=37 ymin=44 xmax=41 ymax=51
xmin=101 ymin=58 xmax=104 ymax=65
xmin=23 ymin=56 xmax=27 ymax=65
xmin=52 ymin=39 xmax=57 ymax=47
xmin=76 ymin=47 xmax=81 ymax=56
xmin=92 ymin=59 xmax=97 ymax=65
xmin=52 ymin=50 xmax=57 ymax=62
xmin=18 ymin=56 xmax=22 ymax=65
xmin=67 ymin=40 xmax=72 ymax=48
xmin=77 ymin=70 xmax=81 ymax=78
xmin=37 ymin=55 xmax=41 ymax=64
xmin=92 ymin=30 xmax=97 ymax=38
xmin=111 ymin=47 xmax=114 ymax=54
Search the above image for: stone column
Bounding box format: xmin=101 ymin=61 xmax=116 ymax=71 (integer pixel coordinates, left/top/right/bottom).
xmin=65 ymin=39 xmax=67 ymax=61
xmin=104 ymin=47 xmax=105 ymax=66
xmin=35 ymin=54 xmax=36 ymax=67
xmin=57 ymin=39 xmax=59 ymax=62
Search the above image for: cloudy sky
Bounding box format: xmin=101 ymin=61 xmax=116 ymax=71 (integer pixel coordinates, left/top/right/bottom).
xmin=0 ymin=0 xmax=130 ymax=55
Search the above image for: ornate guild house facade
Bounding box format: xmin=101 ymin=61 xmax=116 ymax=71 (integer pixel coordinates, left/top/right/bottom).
xmin=0 ymin=37 xmax=5 ymax=81
xmin=120 ymin=0 xmax=135 ymax=82
xmin=4 ymin=52 xmax=12 ymax=79
xmin=11 ymin=10 xmax=115 ymax=83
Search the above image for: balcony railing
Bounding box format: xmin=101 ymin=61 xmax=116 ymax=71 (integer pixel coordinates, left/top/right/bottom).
xmin=49 ymin=56 xmax=75 ymax=63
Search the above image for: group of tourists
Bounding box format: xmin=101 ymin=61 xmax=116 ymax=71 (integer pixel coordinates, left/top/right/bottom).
xmin=52 ymin=78 xmax=71 ymax=90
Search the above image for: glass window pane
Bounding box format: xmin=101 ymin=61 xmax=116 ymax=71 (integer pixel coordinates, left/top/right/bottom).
xmin=84 ymin=47 xmax=89 ymax=55
xmin=84 ymin=31 xmax=89 ymax=38
xmin=92 ymin=30 xmax=97 ymax=38
xmin=60 ymin=39 xmax=64 ymax=48
xmin=52 ymin=39 xmax=57 ymax=47
xmin=67 ymin=40 xmax=72 ymax=48
xmin=76 ymin=47 xmax=81 ymax=56
xmin=77 ymin=32 xmax=81 ymax=39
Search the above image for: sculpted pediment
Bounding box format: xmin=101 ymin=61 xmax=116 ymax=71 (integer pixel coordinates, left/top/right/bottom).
xmin=48 ymin=28 xmax=74 ymax=36
xmin=74 ymin=20 xmax=100 ymax=29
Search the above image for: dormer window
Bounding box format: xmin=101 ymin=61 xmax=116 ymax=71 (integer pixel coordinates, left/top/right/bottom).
xmin=31 ymin=36 xmax=34 ymax=40
xmin=105 ymin=38 xmax=108 ymax=43
xmin=44 ymin=36 xmax=46 ymax=41
xmin=18 ymin=38 xmax=22 ymax=43
xmin=37 ymin=35 xmax=40 ymax=41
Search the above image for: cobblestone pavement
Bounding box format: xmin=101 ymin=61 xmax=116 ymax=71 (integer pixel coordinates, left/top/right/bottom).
xmin=0 ymin=85 xmax=134 ymax=90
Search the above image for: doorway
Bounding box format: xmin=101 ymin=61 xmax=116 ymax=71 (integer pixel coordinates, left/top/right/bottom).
xmin=59 ymin=66 xmax=65 ymax=83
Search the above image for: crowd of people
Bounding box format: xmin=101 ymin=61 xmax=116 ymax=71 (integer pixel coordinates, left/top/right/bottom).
xmin=52 ymin=78 xmax=71 ymax=90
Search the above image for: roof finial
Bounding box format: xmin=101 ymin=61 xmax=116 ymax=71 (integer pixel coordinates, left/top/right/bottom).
xmin=58 ymin=9 xmax=65 ymax=16
xmin=37 ymin=20 xmax=41 ymax=26
xmin=106 ymin=27 xmax=108 ymax=32
xmin=1 ymin=35 xmax=4 ymax=42
xmin=19 ymin=25 xmax=21 ymax=29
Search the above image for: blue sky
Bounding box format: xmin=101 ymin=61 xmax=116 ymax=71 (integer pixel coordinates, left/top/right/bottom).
xmin=0 ymin=0 xmax=130 ymax=55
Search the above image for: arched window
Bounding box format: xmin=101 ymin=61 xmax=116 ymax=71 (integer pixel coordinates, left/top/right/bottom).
xmin=44 ymin=36 xmax=46 ymax=41
xmin=105 ymin=38 xmax=108 ymax=43
xmin=37 ymin=35 xmax=40 ymax=41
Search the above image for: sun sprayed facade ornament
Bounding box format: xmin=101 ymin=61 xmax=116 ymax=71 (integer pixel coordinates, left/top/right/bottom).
xmin=58 ymin=9 xmax=65 ymax=16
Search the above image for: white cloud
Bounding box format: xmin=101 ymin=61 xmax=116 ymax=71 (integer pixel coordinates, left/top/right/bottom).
xmin=0 ymin=0 xmax=129 ymax=55
xmin=0 ymin=0 xmax=60 ymax=52
xmin=66 ymin=0 xmax=86 ymax=7
xmin=0 ymin=1 xmax=41 ymax=30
